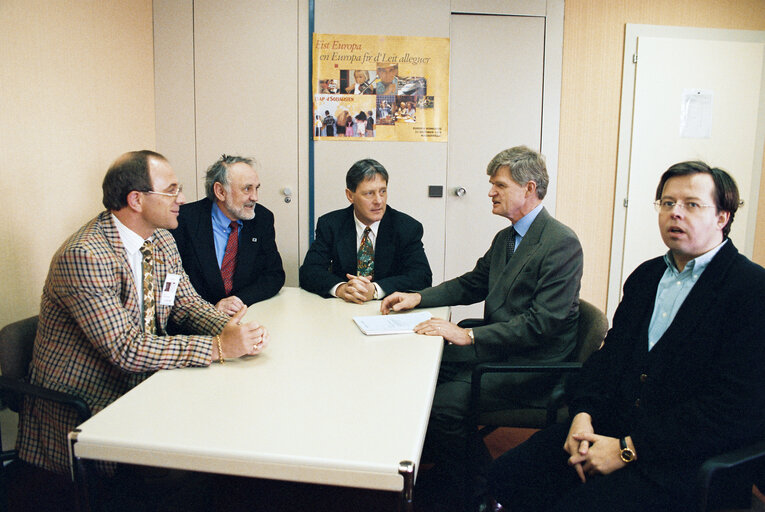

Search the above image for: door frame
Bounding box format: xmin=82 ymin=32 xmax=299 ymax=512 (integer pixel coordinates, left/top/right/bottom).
xmin=608 ymin=24 xmax=765 ymax=318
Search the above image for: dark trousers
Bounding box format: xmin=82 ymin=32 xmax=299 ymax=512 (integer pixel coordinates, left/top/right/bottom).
xmin=488 ymin=422 xmax=686 ymax=512
xmin=417 ymin=361 xmax=493 ymax=511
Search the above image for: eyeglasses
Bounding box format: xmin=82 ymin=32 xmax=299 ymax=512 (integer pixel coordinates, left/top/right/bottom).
xmin=653 ymin=199 xmax=715 ymax=214
xmin=143 ymin=185 xmax=183 ymax=198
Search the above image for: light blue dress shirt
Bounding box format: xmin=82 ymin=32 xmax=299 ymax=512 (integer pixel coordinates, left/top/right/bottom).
xmin=647 ymin=240 xmax=727 ymax=350
xmin=510 ymin=203 xmax=544 ymax=252
xmin=211 ymin=203 xmax=243 ymax=268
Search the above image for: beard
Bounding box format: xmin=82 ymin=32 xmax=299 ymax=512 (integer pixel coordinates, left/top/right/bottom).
xmin=225 ymin=197 xmax=256 ymax=220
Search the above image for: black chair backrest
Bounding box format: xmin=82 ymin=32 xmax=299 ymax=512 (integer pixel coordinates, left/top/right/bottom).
xmin=575 ymin=300 xmax=608 ymax=363
xmin=0 ymin=316 xmax=39 ymax=411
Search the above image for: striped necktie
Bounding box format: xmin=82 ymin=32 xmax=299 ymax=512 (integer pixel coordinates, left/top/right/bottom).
xmin=140 ymin=240 xmax=156 ymax=334
xmin=220 ymin=221 xmax=239 ymax=295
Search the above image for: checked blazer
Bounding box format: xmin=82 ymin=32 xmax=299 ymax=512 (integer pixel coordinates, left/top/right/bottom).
xmin=17 ymin=211 xmax=230 ymax=474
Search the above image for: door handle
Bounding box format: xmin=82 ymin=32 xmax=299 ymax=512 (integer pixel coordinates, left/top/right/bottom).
xmin=282 ymin=187 xmax=292 ymax=203
xmin=454 ymin=186 xmax=467 ymax=197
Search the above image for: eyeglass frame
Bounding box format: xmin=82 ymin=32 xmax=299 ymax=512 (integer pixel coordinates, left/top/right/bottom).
xmin=141 ymin=184 xmax=184 ymax=199
xmin=653 ymin=199 xmax=716 ymax=214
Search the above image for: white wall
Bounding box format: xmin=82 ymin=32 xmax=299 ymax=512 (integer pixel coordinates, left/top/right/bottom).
xmin=0 ymin=0 xmax=156 ymax=327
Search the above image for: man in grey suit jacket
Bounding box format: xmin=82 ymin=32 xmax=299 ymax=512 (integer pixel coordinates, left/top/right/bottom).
xmin=382 ymin=146 xmax=583 ymax=510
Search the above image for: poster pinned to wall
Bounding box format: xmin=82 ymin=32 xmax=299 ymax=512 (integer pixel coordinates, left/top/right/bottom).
xmin=312 ymin=33 xmax=449 ymax=142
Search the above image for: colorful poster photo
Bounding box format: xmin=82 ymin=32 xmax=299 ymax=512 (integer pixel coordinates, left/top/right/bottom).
xmin=313 ymin=33 xmax=449 ymax=142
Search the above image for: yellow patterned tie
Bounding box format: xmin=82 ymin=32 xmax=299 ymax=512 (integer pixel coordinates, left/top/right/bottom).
xmin=140 ymin=240 xmax=156 ymax=334
xmin=357 ymin=227 xmax=374 ymax=277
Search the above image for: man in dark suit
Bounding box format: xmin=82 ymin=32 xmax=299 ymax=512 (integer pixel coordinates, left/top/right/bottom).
xmin=381 ymin=146 xmax=583 ymax=510
xmin=171 ymin=155 xmax=285 ymax=316
xmin=486 ymin=161 xmax=765 ymax=512
xmin=299 ymin=158 xmax=432 ymax=303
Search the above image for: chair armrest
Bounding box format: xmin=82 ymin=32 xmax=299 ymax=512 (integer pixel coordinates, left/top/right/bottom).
xmin=457 ymin=318 xmax=485 ymax=329
xmin=469 ymin=362 xmax=583 ymax=428
xmin=0 ymin=375 xmax=91 ymax=424
xmin=697 ymin=439 xmax=765 ymax=510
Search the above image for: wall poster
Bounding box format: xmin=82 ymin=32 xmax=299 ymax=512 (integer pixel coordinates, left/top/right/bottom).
xmin=312 ymin=33 xmax=449 ymax=142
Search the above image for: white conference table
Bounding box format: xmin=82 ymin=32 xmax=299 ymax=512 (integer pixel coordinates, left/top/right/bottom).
xmin=69 ymin=287 xmax=448 ymax=510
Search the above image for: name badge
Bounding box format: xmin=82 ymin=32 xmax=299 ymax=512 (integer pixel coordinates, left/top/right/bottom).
xmin=160 ymin=274 xmax=181 ymax=306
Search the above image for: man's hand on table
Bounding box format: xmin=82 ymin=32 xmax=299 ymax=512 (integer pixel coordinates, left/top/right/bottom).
xmin=218 ymin=306 xmax=270 ymax=359
xmin=337 ymin=274 xmax=375 ymax=304
xmin=380 ymin=292 xmax=421 ymax=314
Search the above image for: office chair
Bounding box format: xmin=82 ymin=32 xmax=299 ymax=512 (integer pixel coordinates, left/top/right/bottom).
xmin=697 ymin=439 xmax=765 ymax=511
xmin=468 ymin=299 xmax=608 ymax=435
xmin=0 ymin=316 xmax=90 ymax=505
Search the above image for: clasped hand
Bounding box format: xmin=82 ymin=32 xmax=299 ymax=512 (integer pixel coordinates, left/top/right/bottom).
xmin=219 ymin=307 xmax=270 ymax=358
xmin=337 ymin=274 xmax=375 ymax=304
xmin=564 ymin=412 xmax=627 ymax=482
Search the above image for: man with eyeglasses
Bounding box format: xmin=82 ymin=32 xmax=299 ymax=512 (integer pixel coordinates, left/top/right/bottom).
xmin=485 ymin=161 xmax=765 ymax=512
xmin=18 ymin=150 xmax=270 ymax=477
xmin=171 ymin=155 xmax=285 ymax=317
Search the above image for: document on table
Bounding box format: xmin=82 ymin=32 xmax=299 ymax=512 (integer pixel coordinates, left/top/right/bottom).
xmin=353 ymin=311 xmax=432 ymax=336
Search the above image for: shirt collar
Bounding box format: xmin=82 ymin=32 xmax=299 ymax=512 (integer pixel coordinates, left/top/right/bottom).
xmin=663 ymin=239 xmax=727 ymax=276
xmin=512 ymin=203 xmax=543 ymax=237
xmin=111 ymin=213 xmax=150 ymax=256
xmin=354 ymin=213 xmax=380 ymax=238
xmin=212 ymin=202 xmax=242 ymax=231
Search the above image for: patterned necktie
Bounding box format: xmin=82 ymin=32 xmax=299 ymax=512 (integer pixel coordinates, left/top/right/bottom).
xmin=506 ymin=227 xmax=517 ymax=263
xmin=220 ymin=221 xmax=239 ymax=295
xmin=357 ymin=226 xmax=374 ymax=277
xmin=140 ymin=240 xmax=156 ymax=334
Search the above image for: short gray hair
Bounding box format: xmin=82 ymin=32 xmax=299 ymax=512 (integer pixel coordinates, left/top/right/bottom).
xmin=205 ymin=154 xmax=255 ymax=201
xmin=486 ymin=146 xmax=549 ymax=200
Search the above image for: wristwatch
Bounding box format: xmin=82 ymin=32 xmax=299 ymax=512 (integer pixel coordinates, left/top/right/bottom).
xmin=619 ymin=437 xmax=636 ymax=463
xmin=467 ymin=328 xmax=475 ymax=345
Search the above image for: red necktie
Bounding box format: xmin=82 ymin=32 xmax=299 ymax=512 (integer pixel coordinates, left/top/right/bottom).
xmin=220 ymin=221 xmax=239 ymax=295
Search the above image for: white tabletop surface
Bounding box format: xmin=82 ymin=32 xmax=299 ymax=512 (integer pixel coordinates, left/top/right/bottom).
xmin=72 ymin=287 xmax=447 ymax=491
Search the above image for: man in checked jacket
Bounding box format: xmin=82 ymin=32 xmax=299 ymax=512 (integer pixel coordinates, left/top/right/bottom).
xmin=18 ymin=150 xmax=270 ymax=475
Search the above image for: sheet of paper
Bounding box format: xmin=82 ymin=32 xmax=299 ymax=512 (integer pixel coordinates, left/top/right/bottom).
xmin=353 ymin=311 xmax=433 ymax=336
xmin=680 ymin=88 xmax=713 ymax=138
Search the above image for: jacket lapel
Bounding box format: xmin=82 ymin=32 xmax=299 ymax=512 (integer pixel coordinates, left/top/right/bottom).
xmin=98 ymin=211 xmax=143 ymax=329
xmin=234 ymin=213 xmax=260 ymax=285
xmin=372 ymin=208 xmax=394 ymax=277
xmin=649 ymin=241 xmax=737 ymax=356
xmin=338 ymin=207 xmax=358 ymax=274
xmin=484 ymin=208 xmax=549 ymax=318
xmin=195 ymin=200 xmax=227 ymax=298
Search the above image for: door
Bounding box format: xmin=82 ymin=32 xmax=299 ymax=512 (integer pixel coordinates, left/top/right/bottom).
xmin=609 ymin=25 xmax=765 ymax=317
xmin=445 ymin=13 xmax=546 ymax=322
xmin=192 ymin=0 xmax=300 ymax=286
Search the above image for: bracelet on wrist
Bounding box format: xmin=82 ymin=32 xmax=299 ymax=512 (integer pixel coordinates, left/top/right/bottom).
xmin=215 ymin=334 xmax=225 ymax=364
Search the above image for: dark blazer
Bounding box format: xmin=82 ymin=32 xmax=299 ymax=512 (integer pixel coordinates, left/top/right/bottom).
xmin=569 ymin=240 xmax=765 ymax=493
xmin=299 ymin=205 xmax=432 ymax=297
xmin=418 ymin=207 xmax=583 ymax=404
xmin=171 ymin=198 xmax=285 ymax=306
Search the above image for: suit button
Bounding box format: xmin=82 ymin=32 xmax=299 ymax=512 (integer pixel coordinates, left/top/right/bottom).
xmin=640 ymin=373 xmax=648 ymax=383
xmin=634 ymin=398 xmax=641 ymax=407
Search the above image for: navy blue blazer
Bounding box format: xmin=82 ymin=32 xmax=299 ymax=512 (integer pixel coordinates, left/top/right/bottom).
xmin=299 ymin=205 xmax=432 ymax=297
xmin=171 ymin=198 xmax=285 ymax=307
xmin=569 ymin=240 xmax=765 ymax=493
